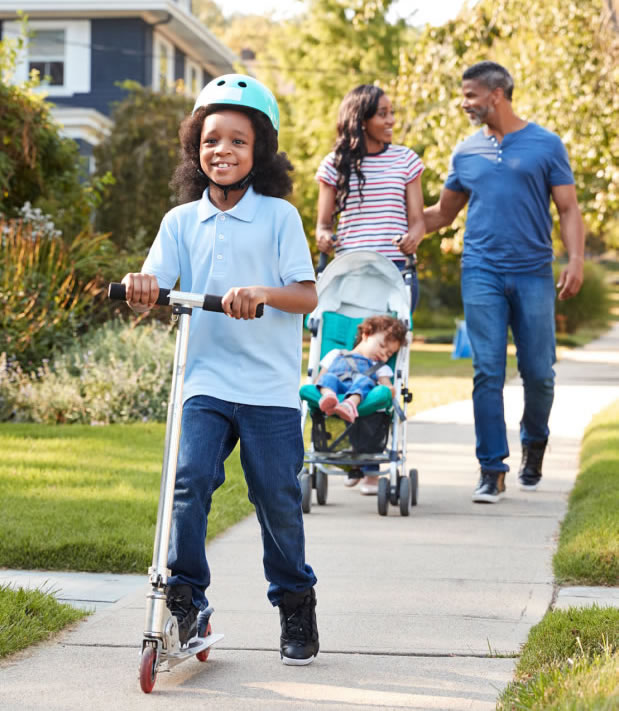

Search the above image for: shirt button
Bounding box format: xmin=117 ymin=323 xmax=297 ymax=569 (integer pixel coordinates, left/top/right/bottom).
xmin=219 ymin=214 xmax=225 ymax=221
xmin=216 ymin=254 xmax=223 ymax=260
xmin=218 ymin=234 xmax=224 ymax=240
xmin=498 ymin=157 xmax=502 ymax=162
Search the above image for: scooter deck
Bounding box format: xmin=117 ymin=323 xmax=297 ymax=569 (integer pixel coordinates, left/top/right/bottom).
xmin=163 ymin=632 xmax=224 ymax=669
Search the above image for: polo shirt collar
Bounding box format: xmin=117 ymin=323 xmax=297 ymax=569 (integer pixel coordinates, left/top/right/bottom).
xmin=197 ymin=185 xmax=260 ymax=223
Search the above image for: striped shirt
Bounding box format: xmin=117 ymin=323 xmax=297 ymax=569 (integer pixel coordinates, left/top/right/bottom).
xmin=316 ymin=144 xmax=424 ymax=262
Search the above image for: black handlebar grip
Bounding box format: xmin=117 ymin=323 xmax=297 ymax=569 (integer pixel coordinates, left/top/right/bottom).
xmin=202 ymin=295 xmax=264 ymax=318
xmin=107 ymin=283 xmax=170 ymax=305
xmin=108 ymin=282 xmax=126 ymax=300
xmin=202 ymin=294 xmax=225 ymax=313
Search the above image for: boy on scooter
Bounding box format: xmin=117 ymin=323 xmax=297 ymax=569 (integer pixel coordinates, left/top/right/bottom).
xmin=122 ymin=74 xmax=319 ymax=665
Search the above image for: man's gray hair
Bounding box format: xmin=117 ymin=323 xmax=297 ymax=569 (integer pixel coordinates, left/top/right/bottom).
xmin=462 ymin=61 xmax=514 ymax=101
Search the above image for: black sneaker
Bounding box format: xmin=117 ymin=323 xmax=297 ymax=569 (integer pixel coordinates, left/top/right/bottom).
xmin=518 ymin=440 xmax=547 ymax=491
xmin=278 ymin=588 xmax=319 ymax=666
xmin=472 ymin=470 xmax=506 ymax=503
xmin=166 ymin=584 xmax=198 ymax=646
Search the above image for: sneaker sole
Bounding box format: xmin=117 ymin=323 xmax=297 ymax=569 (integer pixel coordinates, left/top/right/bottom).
xmin=281 ymin=654 xmax=316 ymax=666
xmin=519 ymin=482 xmax=539 ymax=491
xmin=472 ymin=492 xmax=503 ymax=503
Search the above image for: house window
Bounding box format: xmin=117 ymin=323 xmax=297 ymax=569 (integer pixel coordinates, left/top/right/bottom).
xmin=185 ymin=60 xmax=201 ymax=97
xmin=28 ymin=30 xmax=65 ymax=86
xmin=153 ymin=35 xmax=175 ymax=92
xmin=3 ymin=20 xmax=90 ymax=97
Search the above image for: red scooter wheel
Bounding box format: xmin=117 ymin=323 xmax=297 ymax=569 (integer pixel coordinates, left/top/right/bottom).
xmin=139 ymin=646 xmax=157 ymax=693
xmin=196 ymin=622 xmax=212 ymax=662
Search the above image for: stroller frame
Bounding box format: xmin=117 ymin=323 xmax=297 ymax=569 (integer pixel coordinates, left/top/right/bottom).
xmin=299 ymin=251 xmax=418 ymax=517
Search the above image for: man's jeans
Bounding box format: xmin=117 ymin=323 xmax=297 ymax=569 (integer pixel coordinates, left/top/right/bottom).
xmin=461 ymin=265 xmax=556 ymax=473
xmin=167 ymin=395 xmax=317 ymax=610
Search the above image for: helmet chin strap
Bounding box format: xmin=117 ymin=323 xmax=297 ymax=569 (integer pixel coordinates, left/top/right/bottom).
xmin=197 ymin=168 xmax=254 ymax=201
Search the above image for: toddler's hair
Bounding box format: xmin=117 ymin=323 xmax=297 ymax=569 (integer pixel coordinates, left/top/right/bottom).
xmin=171 ymin=105 xmax=294 ymax=204
xmin=354 ymin=315 xmax=407 ymax=349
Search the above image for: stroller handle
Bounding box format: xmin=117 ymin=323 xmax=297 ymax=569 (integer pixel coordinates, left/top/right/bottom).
xmin=108 ymin=283 xmax=264 ymax=318
xmin=316 ymin=234 xmax=338 ymax=276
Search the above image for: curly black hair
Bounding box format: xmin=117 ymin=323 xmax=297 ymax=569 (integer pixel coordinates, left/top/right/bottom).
xmin=332 ymin=85 xmax=385 ymax=219
xmin=170 ymin=105 xmax=294 ymax=204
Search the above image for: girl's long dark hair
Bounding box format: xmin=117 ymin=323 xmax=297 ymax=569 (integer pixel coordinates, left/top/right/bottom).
xmin=171 ymin=105 xmax=293 ymax=204
xmin=332 ymin=85 xmax=385 ymax=219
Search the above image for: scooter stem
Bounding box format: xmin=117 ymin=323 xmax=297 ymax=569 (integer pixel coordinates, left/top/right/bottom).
xmin=149 ymin=309 xmax=192 ymax=585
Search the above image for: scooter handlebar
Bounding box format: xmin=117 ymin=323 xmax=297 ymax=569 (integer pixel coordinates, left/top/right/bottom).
xmin=107 ymin=283 xmax=264 ymax=317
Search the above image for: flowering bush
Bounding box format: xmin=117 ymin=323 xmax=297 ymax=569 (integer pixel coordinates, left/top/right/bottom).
xmin=0 ymin=215 xmax=111 ymax=368
xmin=0 ymin=318 xmax=175 ymax=424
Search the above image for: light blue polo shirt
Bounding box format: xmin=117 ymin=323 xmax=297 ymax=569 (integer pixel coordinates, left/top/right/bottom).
xmin=142 ymin=186 xmax=316 ymax=409
xmin=445 ymin=122 xmax=574 ymax=272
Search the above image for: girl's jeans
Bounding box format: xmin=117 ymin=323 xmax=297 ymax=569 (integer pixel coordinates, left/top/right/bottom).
xmin=167 ymin=395 xmax=317 ymax=610
xmin=461 ymin=265 xmax=556 ymax=473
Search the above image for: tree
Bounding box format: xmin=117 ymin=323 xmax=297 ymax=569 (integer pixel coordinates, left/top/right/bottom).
xmin=0 ymin=28 xmax=104 ymax=240
xmin=93 ymin=83 xmax=193 ymax=254
xmin=260 ymin=0 xmax=411 ymax=241
xmin=391 ymin=0 xmax=618 ymax=253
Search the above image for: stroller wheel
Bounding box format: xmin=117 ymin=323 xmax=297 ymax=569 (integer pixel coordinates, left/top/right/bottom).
xmin=377 ymin=477 xmax=389 ymax=516
xmin=315 ymin=468 xmax=328 ymax=505
xmin=399 ymin=476 xmax=410 ymax=517
xmin=409 ymin=469 xmax=419 ymax=506
xmin=300 ymin=471 xmax=312 ymax=514
xmin=389 ymin=478 xmax=399 ymax=507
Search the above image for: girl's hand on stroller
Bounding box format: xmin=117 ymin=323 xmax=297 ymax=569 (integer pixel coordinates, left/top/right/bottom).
xmin=222 ymin=286 xmax=268 ymax=320
xmin=122 ymin=273 xmax=159 ymax=313
xmin=316 ymin=228 xmax=338 ymax=253
xmin=393 ymin=232 xmax=420 ymax=255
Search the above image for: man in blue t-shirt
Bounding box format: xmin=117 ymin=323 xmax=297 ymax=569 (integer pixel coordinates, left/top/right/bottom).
xmin=424 ymin=61 xmax=585 ymax=504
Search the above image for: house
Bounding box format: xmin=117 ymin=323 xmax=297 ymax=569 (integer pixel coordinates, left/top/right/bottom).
xmin=0 ymin=1 xmax=238 ymax=168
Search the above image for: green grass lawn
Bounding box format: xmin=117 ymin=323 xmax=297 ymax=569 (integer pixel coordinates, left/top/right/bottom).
xmin=0 ymin=584 xmax=88 ymax=659
xmin=499 ymin=399 xmax=619 ymax=709
xmin=0 ymin=423 xmax=253 ymax=574
xmin=498 ymin=606 xmax=619 ymax=710
xmin=553 ymin=399 xmax=619 ymax=585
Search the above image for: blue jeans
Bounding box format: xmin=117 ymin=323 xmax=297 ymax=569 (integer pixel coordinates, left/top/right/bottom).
xmin=461 ymin=265 xmax=556 ymax=472
xmin=167 ymin=395 xmax=317 ymax=609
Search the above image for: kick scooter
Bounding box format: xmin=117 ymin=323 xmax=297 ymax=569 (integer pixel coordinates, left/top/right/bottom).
xmin=108 ymin=282 xmax=263 ymax=693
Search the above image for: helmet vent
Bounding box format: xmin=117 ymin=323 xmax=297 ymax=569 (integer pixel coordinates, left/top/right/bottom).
xmin=217 ymin=80 xmax=225 ymax=86
xmin=238 ymin=81 xmax=247 ymax=87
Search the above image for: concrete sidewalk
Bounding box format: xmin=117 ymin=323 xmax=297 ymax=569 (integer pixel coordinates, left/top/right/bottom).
xmin=1 ymin=325 xmax=618 ymax=710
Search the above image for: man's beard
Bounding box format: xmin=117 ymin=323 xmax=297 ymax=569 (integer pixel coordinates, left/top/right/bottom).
xmin=466 ymin=106 xmax=488 ymax=125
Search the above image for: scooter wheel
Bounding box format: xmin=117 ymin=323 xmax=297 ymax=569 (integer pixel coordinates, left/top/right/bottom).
xmin=139 ymin=645 xmax=157 ymax=694
xmin=196 ymin=622 xmax=212 ymax=662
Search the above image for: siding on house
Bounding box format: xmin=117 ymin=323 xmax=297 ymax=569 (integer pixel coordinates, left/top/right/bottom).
xmin=50 ymin=18 xmax=151 ymax=116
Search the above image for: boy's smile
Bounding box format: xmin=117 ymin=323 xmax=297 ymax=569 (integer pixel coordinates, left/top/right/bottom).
xmin=200 ymin=110 xmax=255 ymax=192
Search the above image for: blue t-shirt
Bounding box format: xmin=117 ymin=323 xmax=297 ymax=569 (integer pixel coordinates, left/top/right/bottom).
xmin=445 ymin=122 xmax=574 ymax=272
xmin=142 ymin=186 xmax=316 ymax=409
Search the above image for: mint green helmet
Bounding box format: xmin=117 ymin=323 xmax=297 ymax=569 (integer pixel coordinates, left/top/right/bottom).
xmin=193 ymin=74 xmax=280 ymax=132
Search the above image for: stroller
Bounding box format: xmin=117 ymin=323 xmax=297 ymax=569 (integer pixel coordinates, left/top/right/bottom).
xmin=299 ymin=250 xmax=418 ymax=517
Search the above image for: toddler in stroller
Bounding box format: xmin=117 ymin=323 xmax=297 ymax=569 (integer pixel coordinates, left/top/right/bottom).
xmin=299 ymin=250 xmax=418 ymax=517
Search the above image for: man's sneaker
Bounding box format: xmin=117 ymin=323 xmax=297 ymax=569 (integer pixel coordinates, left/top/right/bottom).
xmin=472 ymin=470 xmax=506 ymax=503
xmin=166 ymin=584 xmax=198 ymax=646
xmin=518 ymin=440 xmax=547 ymax=491
xmin=278 ymin=588 xmax=319 ymax=666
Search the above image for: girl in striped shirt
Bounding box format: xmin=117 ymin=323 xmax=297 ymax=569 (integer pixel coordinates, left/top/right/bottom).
xmin=315 ymin=84 xmax=426 ymax=305
xmin=315 ymin=85 xmax=425 ymax=494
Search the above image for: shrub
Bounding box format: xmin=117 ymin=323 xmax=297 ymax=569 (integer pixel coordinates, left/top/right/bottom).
xmin=554 ymin=261 xmax=610 ymax=334
xmin=93 ymin=82 xmax=193 ymax=253
xmin=0 ymin=318 xmax=175 ymax=424
xmin=0 ymin=216 xmax=112 ymax=368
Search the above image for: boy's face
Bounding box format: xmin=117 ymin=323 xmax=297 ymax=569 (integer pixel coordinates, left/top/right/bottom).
xmin=200 ymin=110 xmax=255 ymax=184
xmin=360 ymin=332 xmax=401 ymax=362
